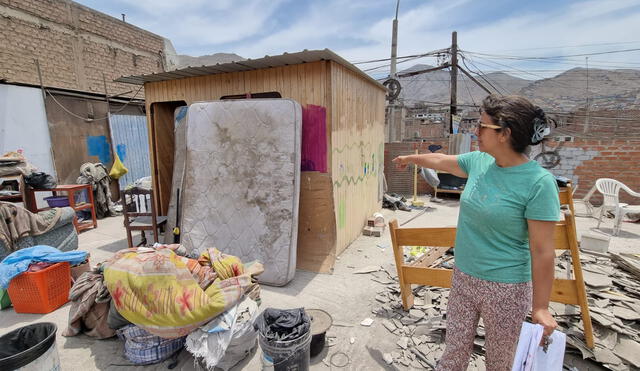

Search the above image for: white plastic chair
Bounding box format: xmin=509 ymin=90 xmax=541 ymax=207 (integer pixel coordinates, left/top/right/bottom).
xmin=595 ymin=178 xmax=640 ymax=236
xmin=573 ymin=184 xmax=598 ymax=218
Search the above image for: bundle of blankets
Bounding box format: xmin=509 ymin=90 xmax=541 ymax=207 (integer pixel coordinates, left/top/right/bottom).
xmin=63 ymin=244 xmax=263 ymax=368
xmin=76 ymin=162 xmax=118 ymax=218
xmin=0 ymin=202 xmax=77 ymax=261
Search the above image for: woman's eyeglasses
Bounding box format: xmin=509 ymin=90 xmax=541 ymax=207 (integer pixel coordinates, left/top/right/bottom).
xmin=475 ymin=119 xmax=502 ymax=130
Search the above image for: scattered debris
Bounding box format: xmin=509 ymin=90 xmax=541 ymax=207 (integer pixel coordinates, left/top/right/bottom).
xmin=354 ymin=265 xmax=380 ymax=274
xmin=383 ymin=193 xmax=412 ymax=212
xmin=332 ymin=321 xmax=354 ymax=327
xmin=329 ymin=351 xmax=350 ymax=368
xmin=360 ymin=318 xmax=374 ymax=327
xmin=366 ymin=247 xmax=640 ymax=370
xmin=363 ymin=226 xmax=383 ymax=237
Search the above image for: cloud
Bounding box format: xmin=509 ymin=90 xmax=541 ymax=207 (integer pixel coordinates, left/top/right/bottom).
xmin=342 ymin=0 xmax=640 ymax=76
xmin=110 ymin=0 xmax=286 ymax=47
xmin=78 ymin=0 xmax=640 ymax=75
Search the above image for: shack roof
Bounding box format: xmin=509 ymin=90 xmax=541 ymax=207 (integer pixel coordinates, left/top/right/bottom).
xmin=115 ymin=49 xmax=385 ymax=90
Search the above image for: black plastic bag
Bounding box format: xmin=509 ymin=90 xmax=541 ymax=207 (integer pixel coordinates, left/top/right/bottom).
xmin=25 ymin=172 xmax=57 ymax=189
xmin=254 ymin=308 xmax=310 ymax=342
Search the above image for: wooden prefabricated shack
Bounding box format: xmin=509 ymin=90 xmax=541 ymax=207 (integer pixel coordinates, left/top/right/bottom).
xmin=116 ymin=49 xmax=386 ymax=273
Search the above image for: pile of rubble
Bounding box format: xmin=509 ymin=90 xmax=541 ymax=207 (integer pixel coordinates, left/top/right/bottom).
xmin=366 ymin=266 xmax=487 ymax=370
xmin=359 ymin=248 xmax=640 ymax=370
xmin=557 ymin=250 xmax=640 ymax=370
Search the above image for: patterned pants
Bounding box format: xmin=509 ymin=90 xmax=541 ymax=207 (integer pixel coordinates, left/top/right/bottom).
xmin=437 ymin=267 xmax=532 ymax=371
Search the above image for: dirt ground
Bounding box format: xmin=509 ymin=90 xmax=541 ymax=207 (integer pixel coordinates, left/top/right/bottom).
xmin=1 ymin=195 xmax=637 ymax=370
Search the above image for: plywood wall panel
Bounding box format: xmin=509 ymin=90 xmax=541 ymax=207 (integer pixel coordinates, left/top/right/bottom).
xmin=329 ymin=62 xmax=386 ymax=254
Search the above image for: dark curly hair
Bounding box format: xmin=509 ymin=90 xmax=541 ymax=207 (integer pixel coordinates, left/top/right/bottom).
xmin=480 ymin=95 xmax=552 ymax=153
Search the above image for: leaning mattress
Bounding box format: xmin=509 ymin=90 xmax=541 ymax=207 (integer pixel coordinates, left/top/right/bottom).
xmin=180 ymin=99 xmax=301 ymax=286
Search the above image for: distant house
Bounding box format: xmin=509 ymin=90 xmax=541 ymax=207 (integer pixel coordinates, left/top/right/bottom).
xmin=0 ymin=0 xmax=174 ymax=194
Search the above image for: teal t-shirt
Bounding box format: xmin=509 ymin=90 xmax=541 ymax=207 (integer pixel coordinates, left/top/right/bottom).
xmin=455 ymin=151 xmax=560 ymax=283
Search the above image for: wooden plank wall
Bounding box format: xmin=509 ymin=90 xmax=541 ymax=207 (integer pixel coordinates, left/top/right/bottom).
xmin=45 ymin=96 xmax=112 ymax=185
xmin=148 ymin=101 xmax=184 ymax=215
xmin=329 ymin=62 xmax=386 ymax=254
xmin=143 ymin=61 xmax=339 ymax=272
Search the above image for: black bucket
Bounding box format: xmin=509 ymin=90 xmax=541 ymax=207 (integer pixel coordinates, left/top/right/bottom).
xmin=0 ymin=322 xmax=60 ymax=371
xmin=259 ymin=329 xmax=311 ymax=371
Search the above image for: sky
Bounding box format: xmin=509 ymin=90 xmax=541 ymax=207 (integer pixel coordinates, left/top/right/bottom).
xmin=76 ymin=0 xmax=640 ymax=80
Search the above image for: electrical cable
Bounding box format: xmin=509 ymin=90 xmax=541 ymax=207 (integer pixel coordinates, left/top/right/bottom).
xmin=351 ymin=49 xmax=449 ymax=65
xmin=461 ymin=47 xmax=640 ymax=60
xmin=483 ymin=40 xmax=640 ymax=53
xmin=459 ymin=55 xmax=504 ymax=95
xmin=44 ymin=85 xmax=144 ymax=121
xmin=460 ymin=69 xmax=478 ymax=107
xmin=466 ymin=55 xmax=580 ymax=90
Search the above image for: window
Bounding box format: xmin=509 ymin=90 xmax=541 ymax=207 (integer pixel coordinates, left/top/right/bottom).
xmin=220 ymin=92 xmax=282 ymax=100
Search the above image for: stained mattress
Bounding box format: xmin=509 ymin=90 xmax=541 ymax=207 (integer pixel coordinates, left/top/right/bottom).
xmin=180 ymin=99 xmax=301 ymax=286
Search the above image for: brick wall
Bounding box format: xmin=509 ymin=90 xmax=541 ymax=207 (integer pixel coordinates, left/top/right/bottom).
xmin=384 ymin=140 xmax=451 ymax=195
xmin=0 ymin=0 xmax=165 ymax=97
xmin=532 ymin=138 xmax=640 ymax=205
xmin=386 ymin=138 xmax=640 ymax=206
xmin=555 ymin=109 xmax=640 ymax=138
xmin=403 ymin=121 xmax=447 ymax=139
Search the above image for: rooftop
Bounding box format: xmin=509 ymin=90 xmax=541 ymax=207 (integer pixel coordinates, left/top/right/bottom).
xmin=115 ymin=49 xmax=386 ymax=90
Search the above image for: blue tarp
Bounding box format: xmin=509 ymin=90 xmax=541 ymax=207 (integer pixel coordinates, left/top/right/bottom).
xmin=0 ymin=246 xmax=88 ymax=288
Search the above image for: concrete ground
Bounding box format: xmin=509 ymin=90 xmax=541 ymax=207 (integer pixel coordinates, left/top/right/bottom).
xmin=1 ymin=196 xmax=638 ymax=370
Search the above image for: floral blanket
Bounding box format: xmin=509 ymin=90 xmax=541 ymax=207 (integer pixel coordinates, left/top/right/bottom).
xmin=104 ymin=246 xmax=261 ymax=339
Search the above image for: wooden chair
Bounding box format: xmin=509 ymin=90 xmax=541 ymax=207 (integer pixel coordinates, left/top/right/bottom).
xmin=389 ymin=209 xmax=594 ymax=349
xmin=122 ymin=187 xmax=167 ymax=247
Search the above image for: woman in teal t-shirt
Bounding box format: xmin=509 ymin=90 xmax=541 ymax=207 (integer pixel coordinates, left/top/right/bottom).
xmin=393 ymin=95 xmax=560 ymax=370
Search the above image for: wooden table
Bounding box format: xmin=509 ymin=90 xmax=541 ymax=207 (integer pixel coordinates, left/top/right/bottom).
xmin=26 ymin=184 xmax=97 ymax=233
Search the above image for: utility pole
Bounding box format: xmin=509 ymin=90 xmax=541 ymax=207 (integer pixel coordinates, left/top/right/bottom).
xmin=583 ymin=56 xmax=590 ymax=134
xmin=449 ymin=31 xmax=458 ymax=134
xmin=390 ymin=1 xmax=399 ymax=79
xmin=388 ymin=0 xmax=400 ymax=142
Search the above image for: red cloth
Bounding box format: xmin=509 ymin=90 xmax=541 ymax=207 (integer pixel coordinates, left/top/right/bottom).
xmin=27 ymin=262 xmax=54 ymax=272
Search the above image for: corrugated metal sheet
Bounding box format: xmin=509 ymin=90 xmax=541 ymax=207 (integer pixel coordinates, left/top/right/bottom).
xmin=115 ymin=49 xmax=385 ymax=90
xmin=110 ymin=114 xmax=151 ymax=188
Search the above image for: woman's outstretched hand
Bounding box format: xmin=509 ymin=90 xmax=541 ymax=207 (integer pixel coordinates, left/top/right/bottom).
xmin=392 ymin=155 xmax=409 ymax=170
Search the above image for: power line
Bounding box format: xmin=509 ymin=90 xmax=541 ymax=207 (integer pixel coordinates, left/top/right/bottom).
xmin=463 ymin=54 xmax=640 ymax=69
xmin=465 ymin=55 xmax=580 ymax=90
xmin=362 ymin=53 xmax=441 ymax=73
xmin=351 ymin=49 xmax=448 ymax=65
xmin=462 ymin=47 xmax=640 ymax=60
xmin=459 ymin=55 xmax=505 ymax=95
xmin=460 ymin=71 xmax=477 ymax=107
xmin=473 ymin=41 xmax=640 ymax=53
xmin=45 ymin=85 xmax=144 ymax=121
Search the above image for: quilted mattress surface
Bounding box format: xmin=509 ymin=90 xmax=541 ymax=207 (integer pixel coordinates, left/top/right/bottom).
xmin=180 ymin=99 xmax=301 ymax=286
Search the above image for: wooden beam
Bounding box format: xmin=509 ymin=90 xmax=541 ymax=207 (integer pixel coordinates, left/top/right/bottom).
xmin=397 ymin=63 xmax=450 ymax=78
xmin=403 ymin=267 xmax=453 ymax=288
xmin=394 ymin=227 xmax=456 ymax=247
